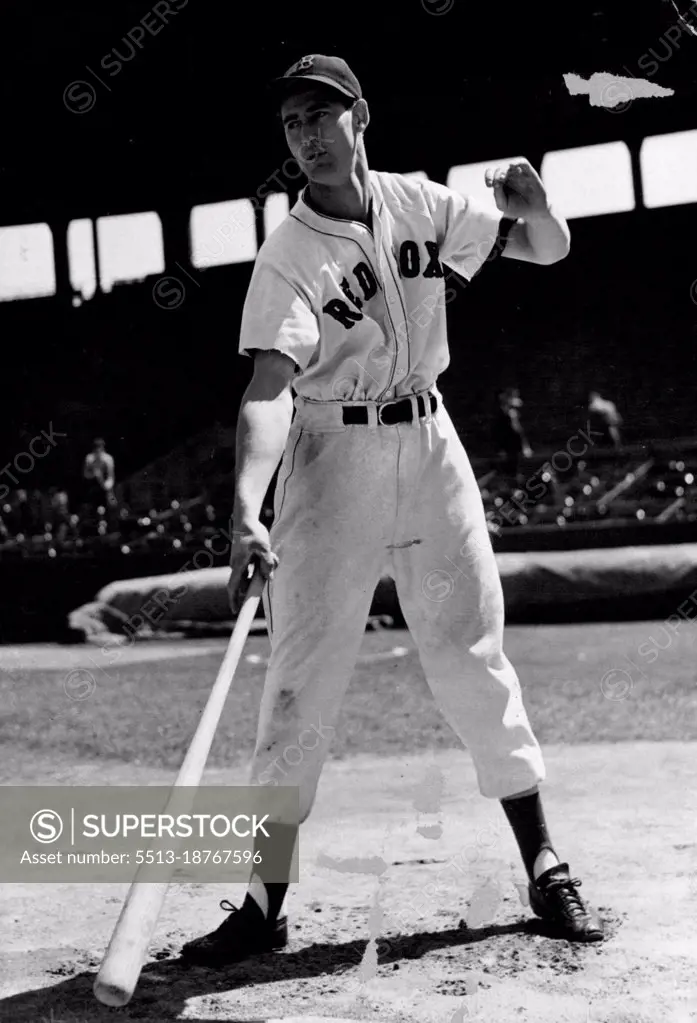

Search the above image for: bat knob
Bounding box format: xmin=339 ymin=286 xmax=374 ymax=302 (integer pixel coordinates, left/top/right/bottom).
xmin=94 ymin=976 xmax=132 ymax=1007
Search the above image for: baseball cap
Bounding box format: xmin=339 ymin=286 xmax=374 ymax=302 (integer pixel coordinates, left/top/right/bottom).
xmin=271 ymin=54 xmax=362 ymax=102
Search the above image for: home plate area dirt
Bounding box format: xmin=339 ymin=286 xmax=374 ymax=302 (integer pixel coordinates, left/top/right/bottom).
xmin=2 ymin=743 xmax=697 ymax=1022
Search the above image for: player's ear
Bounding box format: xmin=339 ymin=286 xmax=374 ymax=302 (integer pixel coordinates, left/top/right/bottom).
xmin=352 ymin=99 xmax=370 ymax=134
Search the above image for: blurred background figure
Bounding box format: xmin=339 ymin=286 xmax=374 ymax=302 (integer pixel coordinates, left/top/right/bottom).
xmin=82 ymin=438 xmax=116 ymax=518
xmin=31 ymin=488 xmax=50 ymax=536
xmin=49 ymin=487 xmax=72 ymax=543
xmin=9 ymin=488 xmax=38 ymax=538
xmin=588 ymin=391 xmax=623 ymax=449
xmin=493 ymin=387 xmax=533 ymax=480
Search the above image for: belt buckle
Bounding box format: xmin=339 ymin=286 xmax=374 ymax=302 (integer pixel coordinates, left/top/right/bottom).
xmin=377 ymin=398 xmax=399 ymax=425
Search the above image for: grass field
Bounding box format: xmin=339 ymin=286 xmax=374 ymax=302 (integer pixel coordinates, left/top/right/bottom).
xmin=1 ymin=620 xmax=696 ymax=777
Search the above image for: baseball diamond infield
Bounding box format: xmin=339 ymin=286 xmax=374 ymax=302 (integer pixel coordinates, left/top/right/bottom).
xmin=1 ymin=624 xmax=696 ymax=1022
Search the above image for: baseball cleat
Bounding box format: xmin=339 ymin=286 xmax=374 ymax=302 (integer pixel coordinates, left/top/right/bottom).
xmin=528 ymin=863 xmax=605 ymax=942
xmin=180 ymin=896 xmax=288 ymax=967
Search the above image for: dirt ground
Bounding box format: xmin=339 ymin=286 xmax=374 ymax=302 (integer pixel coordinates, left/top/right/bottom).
xmin=2 ymin=735 xmax=697 ymax=1023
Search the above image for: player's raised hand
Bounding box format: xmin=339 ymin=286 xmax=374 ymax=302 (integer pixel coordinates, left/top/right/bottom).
xmin=227 ymin=519 xmax=278 ymax=615
xmin=485 ymin=160 xmax=550 ymax=221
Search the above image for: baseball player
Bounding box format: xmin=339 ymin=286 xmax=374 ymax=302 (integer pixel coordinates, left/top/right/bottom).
xmin=82 ymin=437 xmax=116 ymax=515
xmin=182 ymin=54 xmax=604 ymax=966
xmin=588 ymin=390 xmax=623 ymax=449
xmin=493 ymin=387 xmax=533 ymax=479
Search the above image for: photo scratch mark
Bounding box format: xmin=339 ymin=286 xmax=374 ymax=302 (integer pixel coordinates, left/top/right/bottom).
xmin=563 ymin=71 xmax=673 ymax=109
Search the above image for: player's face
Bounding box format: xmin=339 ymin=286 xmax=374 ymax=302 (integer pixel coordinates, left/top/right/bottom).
xmin=281 ymin=89 xmax=356 ymax=185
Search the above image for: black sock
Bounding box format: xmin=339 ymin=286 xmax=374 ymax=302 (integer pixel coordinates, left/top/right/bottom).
xmin=261 ymin=882 xmax=289 ymax=922
xmin=500 ymin=791 xmax=556 ymax=882
xmin=243 ymin=884 xmax=289 ymax=921
xmin=244 ymin=822 xmax=297 ymax=922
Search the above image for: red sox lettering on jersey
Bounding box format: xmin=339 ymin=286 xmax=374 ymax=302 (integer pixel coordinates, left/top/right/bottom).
xmin=323 ymin=239 xmax=443 ymax=329
xmin=239 ymin=170 xmax=509 ymax=402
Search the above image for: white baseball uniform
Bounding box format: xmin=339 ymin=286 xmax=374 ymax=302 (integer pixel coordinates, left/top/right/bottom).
xmin=238 ymin=170 xmax=545 ymax=818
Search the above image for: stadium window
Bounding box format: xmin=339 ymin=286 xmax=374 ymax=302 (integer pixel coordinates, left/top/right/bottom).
xmin=96 ymin=211 xmax=165 ymax=293
xmin=67 ymin=218 xmax=97 ymax=302
xmin=190 ymin=199 xmax=257 ymax=269
xmin=447 ymin=159 xmax=525 ymax=214
xmin=263 ymin=193 xmax=290 ymax=239
xmin=640 ymin=130 xmax=697 ymax=208
xmin=541 ymin=142 xmax=634 ymax=219
xmin=0 ymin=222 xmax=55 ymax=302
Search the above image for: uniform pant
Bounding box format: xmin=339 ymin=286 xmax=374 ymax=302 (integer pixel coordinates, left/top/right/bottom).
xmin=250 ymin=387 xmax=545 ymax=820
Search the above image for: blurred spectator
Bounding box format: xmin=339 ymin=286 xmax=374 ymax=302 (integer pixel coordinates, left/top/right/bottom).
xmin=588 ymin=391 xmax=622 ymax=449
xmin=8 ymin=489 xmax=38 ymax=537
xmin=82 ymin=438 xmax=116 ymax=515
xmin=32 ymin=488 xmax=50 ymax=531
xmin=49 ymin=487 xmax=72 ymax=543
xmin=493 ymin=387 xmax=533 ymax=478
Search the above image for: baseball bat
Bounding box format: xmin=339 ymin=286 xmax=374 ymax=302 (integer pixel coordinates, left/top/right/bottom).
xmin=93 ymin=570 xmax=265 ymax=1007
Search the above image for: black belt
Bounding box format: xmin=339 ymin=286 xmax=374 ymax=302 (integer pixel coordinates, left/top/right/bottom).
xmin=342 ymin=392 xmax=437 ymax=426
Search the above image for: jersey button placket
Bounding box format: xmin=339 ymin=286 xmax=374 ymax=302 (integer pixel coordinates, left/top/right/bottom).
xmin=388 ymin=266 xmax=409 ymax=389
xmin=374 ymin=204 xmax=400 ymax=400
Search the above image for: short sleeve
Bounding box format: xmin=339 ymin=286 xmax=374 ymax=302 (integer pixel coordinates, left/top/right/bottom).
xmin=420 ymin=180 xmax=512 ymax=281
xmin=239 ymin=262 xmax=319 ymax=371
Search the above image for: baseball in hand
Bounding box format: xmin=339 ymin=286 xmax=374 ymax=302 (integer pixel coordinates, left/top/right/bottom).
xmin=484 ymin=160 xmax=550 ymax=221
